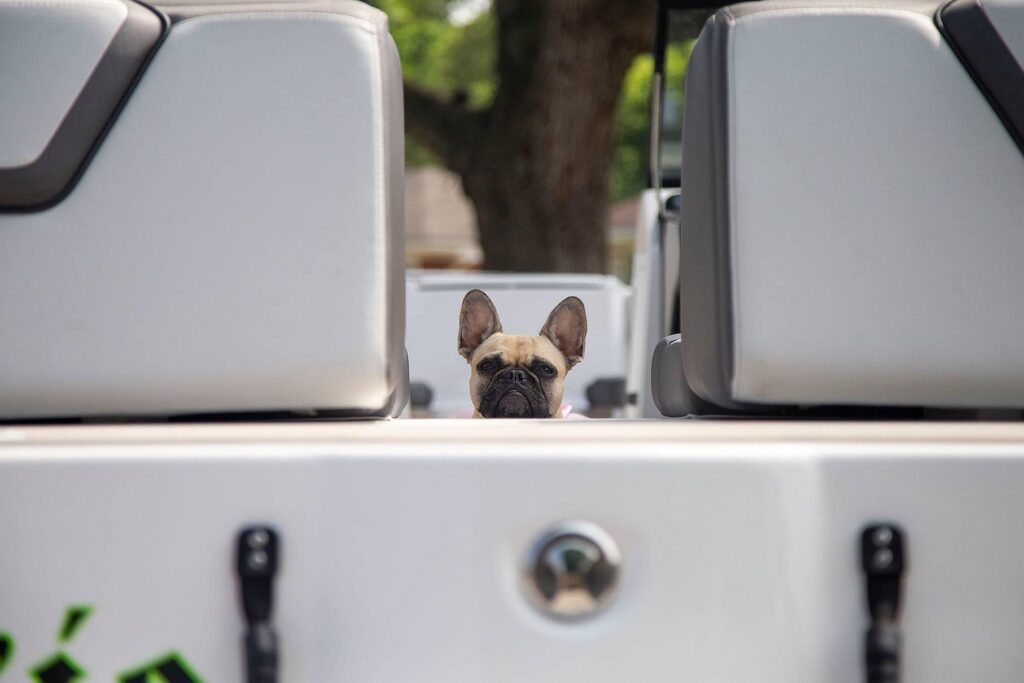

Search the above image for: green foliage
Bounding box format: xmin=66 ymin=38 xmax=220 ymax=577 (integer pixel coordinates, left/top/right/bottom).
xmin=378 ymin=0 xmax=696 ymax=197
xmin=611 ymin=41 xmax=694 ymax=202
xmin=383 ymin=1 xmax=494 ymax=103
xmin=377 ymin=0 xmax=496 ymax=165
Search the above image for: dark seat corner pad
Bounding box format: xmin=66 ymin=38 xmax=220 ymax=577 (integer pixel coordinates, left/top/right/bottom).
xmin=938 ymin=0 xmax=1024 ymax=154
xmin=0 ymin=0 xmax=165 ymax=211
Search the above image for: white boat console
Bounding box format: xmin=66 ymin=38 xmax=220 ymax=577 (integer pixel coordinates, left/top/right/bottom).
xmin=2 ymin=1 xmax=1024 ymax=681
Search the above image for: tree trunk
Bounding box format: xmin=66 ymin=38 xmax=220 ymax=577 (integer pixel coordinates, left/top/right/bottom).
xmin=405 ymin=0 xmax=657 ymax=273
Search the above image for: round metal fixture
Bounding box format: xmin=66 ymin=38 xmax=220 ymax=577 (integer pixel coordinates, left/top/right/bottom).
xmin=246 ymin=529 xmax=270 ymax=550
xmin=872 ymin=526 xmax=894 ymax=547
xmin=522 ymin=521 xmax=621 ymax=620
xmin=872 ymin=547 xmax=894 ymax=570
xmin=246 ymin=549 xmax=269 ymax=571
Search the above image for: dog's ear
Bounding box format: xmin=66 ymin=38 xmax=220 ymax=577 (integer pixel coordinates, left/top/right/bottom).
xmin=540 ymin=296 xmax=587 ymax=369
xmin=458 ymin=289 xmax=503 ymax=360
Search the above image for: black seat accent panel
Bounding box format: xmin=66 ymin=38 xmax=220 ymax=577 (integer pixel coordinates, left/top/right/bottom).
xmin=0 ymin=0 xmax=165 ymax=211
xmin=938 ymin=0 xmax=1024 ymax=154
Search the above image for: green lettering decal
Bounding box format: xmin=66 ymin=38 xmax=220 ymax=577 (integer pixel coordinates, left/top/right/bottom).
xmin=29 ymin=605 xmax=92 ymax=683
xmin=29 ymin=653 xmax=84 ymax=683
xmin=118 ymin=652 xmax=204 ymax=683
xmin=57 ymin=607 xmax=92 ymax=644
xmin=0 ymin=632 xmax=13 ymax=677
xmin=9 ymin=605 xmax=206 ymax=682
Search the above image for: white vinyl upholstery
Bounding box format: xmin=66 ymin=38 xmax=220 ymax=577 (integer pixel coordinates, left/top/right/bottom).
xmin=11 ymin=422 xmax=1024 ymax=681
xmin=0 ymin=0 xmax=127 ymax=168
xmin=677 ymin=1 xmax=1024 ymax=411
xmin=0 ymin=0 xmax=406 ymax=418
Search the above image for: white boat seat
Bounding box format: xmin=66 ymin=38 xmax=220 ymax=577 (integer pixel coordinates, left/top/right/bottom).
xmin=0 ymin=0 xmax=406 ymax=419
xmin=668 ymin=0 xmax=1024 ymax=414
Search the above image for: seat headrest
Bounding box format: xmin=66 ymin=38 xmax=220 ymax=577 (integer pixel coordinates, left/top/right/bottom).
xmin=676 ymin=0 xmax=1024 ymax=412
xmin=0 ymin=0 xmax=406 ymax=420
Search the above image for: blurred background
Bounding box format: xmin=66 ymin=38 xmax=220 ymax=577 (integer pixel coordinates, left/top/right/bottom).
xmin=370 ymin=0 xmax=704 ymax=282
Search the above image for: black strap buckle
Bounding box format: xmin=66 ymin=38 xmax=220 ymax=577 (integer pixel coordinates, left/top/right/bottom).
xmin=861 ymin=523 xmax=906 ymax=683
xmin=237 ymin=526 xmax=279 ymax=683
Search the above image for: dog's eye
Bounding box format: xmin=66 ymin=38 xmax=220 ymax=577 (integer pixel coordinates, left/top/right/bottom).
xmin=536 ymin=363 xmax=556 ymax=377
xmin=478 ymin=359 xmax=496 ymax=373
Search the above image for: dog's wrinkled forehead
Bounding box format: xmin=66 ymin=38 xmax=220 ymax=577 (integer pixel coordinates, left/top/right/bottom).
xmin=473 ymin=333 xmax=567 ymax=375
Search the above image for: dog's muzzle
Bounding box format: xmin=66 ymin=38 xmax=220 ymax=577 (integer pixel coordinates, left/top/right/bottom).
xmin=480 ymin=367 xmax=547 ymax=418
xmin=496 ymin=391 xmax=531 ymax=417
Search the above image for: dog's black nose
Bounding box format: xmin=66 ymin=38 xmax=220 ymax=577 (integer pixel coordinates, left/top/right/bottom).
xmin=510 ymin=368 xmax=528 ymax=385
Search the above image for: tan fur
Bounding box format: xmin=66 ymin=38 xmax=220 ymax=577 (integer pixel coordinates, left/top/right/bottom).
xmin=468 ymin=333 xmax=568 ymax=417
xmin=458 ymin=290 xmax=586 ymax=419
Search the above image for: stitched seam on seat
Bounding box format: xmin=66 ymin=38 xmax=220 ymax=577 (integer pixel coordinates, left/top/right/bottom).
xmin=733 ymin=7 xmax=939 ymax=26
xmin=723 ymin=12 xmax=744 ymax=401
xmin=174 ymin=10 xmax=377 ymax=33
xmin=368 ymin=13 xmax=390 ymax=406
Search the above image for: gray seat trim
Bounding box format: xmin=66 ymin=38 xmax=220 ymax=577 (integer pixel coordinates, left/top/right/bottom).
xmin=0 ymin=0 xmax=165 ymax=210
xmin=652 ymin=335 xmax=692 ymax=417
xmin=678 ymin=10 xmax=740 ymax=408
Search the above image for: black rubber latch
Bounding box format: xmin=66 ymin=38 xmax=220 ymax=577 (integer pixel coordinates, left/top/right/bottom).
xmin=861 ymin=523 xmax=906 ymax=683
xmin=237 ymin=526 xmax=279 ymax=683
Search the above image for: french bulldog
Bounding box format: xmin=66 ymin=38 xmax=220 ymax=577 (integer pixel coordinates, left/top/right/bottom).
xmin=458 ymin=289 xmax=587 ymax=418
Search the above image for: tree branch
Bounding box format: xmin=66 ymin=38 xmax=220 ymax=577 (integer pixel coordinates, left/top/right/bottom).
xmin=669 ymin=8 xmax=716 ymax=42
xmin=403 ymin=83 xmax=484 ymax=174
xmin=600 ymin=0 xmax=657 ymax=54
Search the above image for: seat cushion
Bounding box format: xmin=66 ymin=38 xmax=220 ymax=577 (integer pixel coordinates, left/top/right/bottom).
xmin=679 ymin=1 xmax=1024 ymax=410
xmin=0 ymin=0 xmax=405 ymax=419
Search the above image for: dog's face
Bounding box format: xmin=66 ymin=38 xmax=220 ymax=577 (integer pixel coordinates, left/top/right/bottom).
xmin=458 ymin=289 xmax=587 ymax=418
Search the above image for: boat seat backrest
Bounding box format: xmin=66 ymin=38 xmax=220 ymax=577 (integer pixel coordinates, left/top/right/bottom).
xmin=658 ymin=0 xmax=1024 ymax=414
xmin=0 ymin=0 xmax=406 ymax=419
